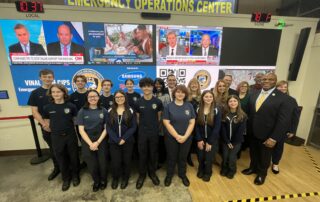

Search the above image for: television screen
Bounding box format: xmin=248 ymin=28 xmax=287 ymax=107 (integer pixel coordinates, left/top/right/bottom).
xmin=157 ymin=25 xmax=222 ymax=65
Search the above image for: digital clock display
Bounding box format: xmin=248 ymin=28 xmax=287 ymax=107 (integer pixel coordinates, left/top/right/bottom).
xmin=251 ymin=12 xmax=271 ymax=23
xmin=15 ymin=1 xmax=44 ymax=13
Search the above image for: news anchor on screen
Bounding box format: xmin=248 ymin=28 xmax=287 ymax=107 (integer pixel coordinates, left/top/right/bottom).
xmin=160 ymin=31 xmax=186 ymax=57
xmin=192 ymin=34 xmax=218 ymax=56
xmin=47 ymin=24 xmax=86 ymax=63
xmin=9 ymin=23 xmax=46 ymax=56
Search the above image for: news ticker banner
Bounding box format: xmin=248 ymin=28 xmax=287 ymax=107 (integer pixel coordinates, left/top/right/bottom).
xmin=64 ymin=0 xmax=237 ymax=14
xmin=11 ymin=65 xmax=156 ymax=105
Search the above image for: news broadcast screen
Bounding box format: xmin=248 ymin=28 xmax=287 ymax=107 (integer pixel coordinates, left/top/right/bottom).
xmin=84 ymin=23 xmax=155 ymax=65
xmin=0 ymin=20 xmax=86 ymax=65
xmin=157 ymin=25 xmax=222 ymax=65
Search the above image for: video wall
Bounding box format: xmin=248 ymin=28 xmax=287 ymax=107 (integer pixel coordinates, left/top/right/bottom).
xmin=0 ymin=19 xmax=281 ymax=106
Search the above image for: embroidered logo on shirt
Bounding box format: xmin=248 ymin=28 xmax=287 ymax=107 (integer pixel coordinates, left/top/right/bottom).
xmin=185 ymin=110 xmax=190 ymax=115
xmin=152 ymin=104 xmax=157 ymax=109
xmin=109 ymin=101 xmax=113 ymax=106
xmin=84 ymin=116 xmax=89 ymax=119
xmin=133 ymin=97 xmax=137 ymax=101
xmin=99 ymin=113 xmax=104 ymax=119
xmin=64 ymin=108 xmax=70 ymax=114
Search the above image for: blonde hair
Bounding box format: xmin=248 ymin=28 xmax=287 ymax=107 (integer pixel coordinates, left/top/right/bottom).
xmin=276 ymin=80 xmax=289 ymax=95
xmin=187 ymin=78 xmax=201 ymax=101
xmin=213 ymin=79 xmax=228 ymax=106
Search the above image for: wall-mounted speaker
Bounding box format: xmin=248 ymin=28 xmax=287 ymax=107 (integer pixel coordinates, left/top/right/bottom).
xmin=288 ymin=27 xmax=311 ymax=81
xmin=141 ymin=12 xmax=171 ymax=20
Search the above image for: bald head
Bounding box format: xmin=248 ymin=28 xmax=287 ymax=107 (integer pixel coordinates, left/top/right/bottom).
xmin=57 ymin=24 xmax=72 ymax=46
xmin=262 ymin=73 xmax=277 ymax=90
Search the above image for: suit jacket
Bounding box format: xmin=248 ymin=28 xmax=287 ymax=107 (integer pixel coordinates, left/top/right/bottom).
xmin=248 ymin=88 xmax=292 ymax=142
xmin=160 ymin=45 xmax=186 ymax=57
xmin=9 ymin=41 xmax=46 ymax=55
xmin=287 ymin=96 xmax=300 ymax=134
xmin=47 ymin=42 xmax=87 ymax=63
xmin=192 ymin=46 xmax=218 ymax=56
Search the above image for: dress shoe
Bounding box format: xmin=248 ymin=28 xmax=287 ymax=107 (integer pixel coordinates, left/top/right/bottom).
xmin=241 ymin=168 xmax=256 ymax=175
xmin=100 ymin=181 xmax=107 ymax=190
xmin=120 ymin=178 xmax=128 ymax=189
xmin=254 ymin=176 xmax=265 ymax=185
xmin=62 ymin=180 xmax=71 ymax=191
xmin=197 ymin=171 xmax=204 ymax=179
xmin=187 ymin=156 xmax=194 ymax=167
xmin=220 ymin=169 xmax=228 ymax=177
xmin=149 ymin=174 xmax=160 ymax=186
xmin=136 ymin=176 xmax=145 ymax=189
xmin=272 ymin=165 xmax=280 ymax=174
xmin=111 ymin=178 xmax=119 ymax=189
xmin=80 ymin=162 xmax=87 ymax=170
xmin=180 ymin=176 xmax=190 ymax=187
xmin=72 ymin=176 xmax=80 ymax=187
xmin=226 ymin=172 xmax=234 ymax=179
xmin=164 ymin=176 xmax=172 ymax=187
xmin=93 ymin=182 xmax=100 ymax=192
xmin=48 ymin=169 xmax=60 ymax=181
xmin=202 ymin=174 xmax=211 ymax=182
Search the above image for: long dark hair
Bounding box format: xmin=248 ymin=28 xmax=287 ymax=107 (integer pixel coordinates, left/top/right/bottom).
xmin=197 ymin=90 xmax=216 ymax=127
xmin=223 ymin=95 xmax=246 ymax=123
xmin=153 ymin=78 xmax=166 ymax=95
xmin=108 ymin=90 xmax=133 ymax=127
xmin=83 ymin=89 xmax=102 ymax=110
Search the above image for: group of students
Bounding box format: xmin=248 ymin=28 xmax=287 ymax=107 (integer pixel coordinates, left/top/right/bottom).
xmin=28 ymin=69 xmax=298 ymax=192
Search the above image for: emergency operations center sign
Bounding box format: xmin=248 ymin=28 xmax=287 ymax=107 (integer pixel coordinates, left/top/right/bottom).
xmin=64 ymin=0 xmax=236 ymax=14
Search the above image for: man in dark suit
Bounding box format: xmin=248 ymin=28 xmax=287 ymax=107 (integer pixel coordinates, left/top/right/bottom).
xmin=192 ymin=34 xmax=218 ymax=56
xmin=9 ymin=23 xmax=46 ymax=56
xmin=242 ymin=73 xmax=292 ymax=185
xmin=160 ymin=31 xmax=186 ymax=57
xmin=223 ymin=74 xmax=238 ymax=96
xmin=47 ymin=24 xmax=86 ymax=63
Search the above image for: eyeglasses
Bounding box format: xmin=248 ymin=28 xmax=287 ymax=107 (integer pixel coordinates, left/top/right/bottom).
xmin=115 ymin=96 xmax=125 ymax=99
xmin=88 ymin=96 xmax=99 ymax=99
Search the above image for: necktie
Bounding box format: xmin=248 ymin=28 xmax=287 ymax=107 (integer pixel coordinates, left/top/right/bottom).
xmin=171 ymin=49 xmax=174 ymax=56
xmin=24 ymin=44 xmax=29 ymax=55
xmin=256 ymin=92 xmax=267 ymax=111
xmin=203 ymin=48 xmax=207 ymax=56
xmin=63 ymin=45 xmax=68 ymax=56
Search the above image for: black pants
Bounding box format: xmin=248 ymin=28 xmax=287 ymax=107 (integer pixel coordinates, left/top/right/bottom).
xmin=221 ymin=143 xmax=241 ymax=175
xmin=272 ymin=137 xmax=285 ymax=165
xmin=51 ymin=131 xmax=80 ymax=182
xmin=158 ymin=135 xmax=166 ymax=164
xmin=138 ymin=133 xmax=158 ymax=176
xmin=41 ymin=129 xmax=59 ymax=169
xmin=197 ymin=139 xmax=218 ymax=176
xmin=165 ymin=135 xmax=192 ymax=178
xmin=109 ymin=141 xmax=134 ymax=180
xmin=82 ymin=138 xmax=107 ymax=184
xmin=249 ymin=136 xmax=273 ymax=177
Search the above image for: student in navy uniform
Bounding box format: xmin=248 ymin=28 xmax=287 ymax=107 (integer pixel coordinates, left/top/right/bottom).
xmin=77 ymin=90 xmax=108 ymax=192
xmin=100 ymin=79 xmax=114 ymax=110
xmin=43 ymin=84 xmax=80 ymax=191
xmin=135 ymin=78 xmax=163 ymax=189
xmin=195 ymin=90 xmax=221 ymax=182
xmin=27 ymin=69 xmax=60 ymax=181
xmin=163 ymin=85 xmax=196 ymax=187
xmin=221 ymin=95 xmax=247 ymax=179
xmin=105 ymin=90 xmax=137 ymax=189
xmin=125 ymin=79 xmax=141 ymax=109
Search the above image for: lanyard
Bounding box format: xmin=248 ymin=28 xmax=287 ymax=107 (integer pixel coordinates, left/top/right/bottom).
xmin=118 ymin=115 xmax=123 ymax=138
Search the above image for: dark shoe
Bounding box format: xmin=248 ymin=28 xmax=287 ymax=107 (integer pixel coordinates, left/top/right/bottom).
xmin=48 ymin=169 xmax=60 ymax=181
xmin=164 ymin=176 xmax=172 ymax=187
xmin=271 ymin=165 xmax=280 ymax=174
xmin=254 ymin=176 xmax=265 ymax=185
xmin=111 ymin=178 xmax=119 ymax=189
xmin=136 ymin=176 xmax=145 ymax=189
xmin=149 ymin=174 xmax=160 ymax=186
xmin=93 ymin=182 xmax=100 ymax=192
xmin=120 ymin=178 xmax=128 ymax=189
xmin=157 ymin=164 xmax=162 ymax=170
xmin=80 ymin=162 xmax=87 ymax=170
xmin=62 ymin=180 xmax=71 ymax=191
xmin=241 ymin=168 xmax=256 ymax=175
xmin=226 ymin=172 xmax=234 ymax=179
xmin=197 ymin=171 xmax=204 ymax=179
xmin=202 ymin=175 xmax=211 ymax=182
xmin=180 ymin=176 xmax=190 ymax=187
xmin=100 ymin=181 xmax=107 ymax=190
xmin=220 ymin=169 xmax=228 ymax=177
xmin=72 ymin=176 xmax=80 ymax=187
xmin=187 ymin=156 xmax=194 ymax=167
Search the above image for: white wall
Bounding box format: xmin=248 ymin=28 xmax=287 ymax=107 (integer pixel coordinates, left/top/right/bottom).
xmin=0 ymin=3 xmax=318 ymax=151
